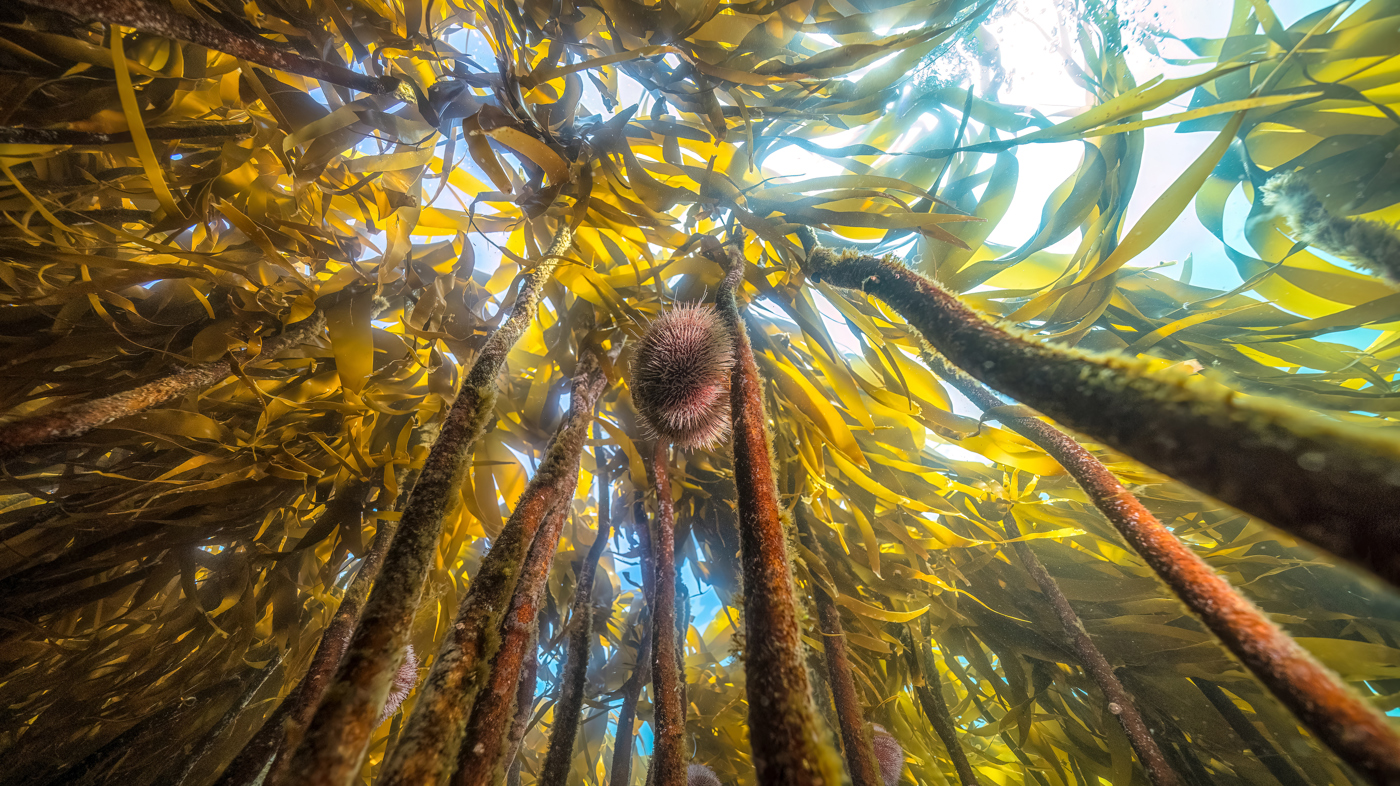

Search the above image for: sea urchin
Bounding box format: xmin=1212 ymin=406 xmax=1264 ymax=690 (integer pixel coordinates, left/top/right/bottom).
xmin=632 ymin=303 xmax=735 ymax=449
xmin=871 ymin=724 xmax=904 ymax=786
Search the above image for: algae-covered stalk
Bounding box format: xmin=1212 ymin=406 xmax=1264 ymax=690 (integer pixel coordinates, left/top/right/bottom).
xmin=903 ymin=626 xmax=980 ymax=786
xmin=386 ymin=348 xmax=607 ymax=786
xmin=454 ymin=492 xmax=577 ymax=786
xmin=281 ymin=224 xmax=576 ymax=786
xmin=916 ymin=348 xmax=1400 ymax=784
xmin=0 ymin=311 xmax=326 ymax=461
xmin=539 ymin=438 xmax=613 ymax=786
xmin=998 ymin=511 xmax=1178 ymax=786
xmin=709 ymin=240 xmax=845 ymax=786
xmin=795 ymin=504 xmax=882 ymax=786
xmin=631 ymin=301 xmax=736 ymax=786
xmin=804 ymin=247 xmax=1400 ymax=589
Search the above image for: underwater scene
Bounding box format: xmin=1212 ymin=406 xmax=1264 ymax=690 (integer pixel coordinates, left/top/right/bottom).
xmin=2 ymin=0 xmax=1399 ymax=784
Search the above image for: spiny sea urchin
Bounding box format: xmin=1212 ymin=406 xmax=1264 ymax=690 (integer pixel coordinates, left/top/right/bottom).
xmin=632 ymin=303 xmax=735 ymax=449
xmin=687 ymin=763 xmax=722 ymax=786
xmin=376 ymin=645 xmax=419 ymax=724
xmin=871 ymin=724 xmax=904 ymax=786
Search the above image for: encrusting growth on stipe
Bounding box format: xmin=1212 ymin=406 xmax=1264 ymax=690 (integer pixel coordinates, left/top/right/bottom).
xmin=0 ymin=310 xmax=326 ymax=461
xmin=1262 ymin=171 xmax=1400 ymax=286
xmin=390 ymin=347 xmax=608 ymax=786
xmin=21 ymin=0 xmax=402 ymax=94
xmin=803 ymin=245 xmax=1400 ymax=590
xmin=631 ymin=297 xmax=734 ymax=786
xmin=279 ymin=224 xmax=577 ymax=786
xmin=997 ymin=508 xmax=1179 ymax=786
xmin=916 ymin=348 xmax=1400 ymax=785
xmin=539 ymin=436 xmax=613 ymax=786
xmin=640 ymin=440 xmax=687 ymax=786
xmin=795 ymin=504 xmax=882 ymax=786
xmin=707 ymin=238 xmax=845 ymax=786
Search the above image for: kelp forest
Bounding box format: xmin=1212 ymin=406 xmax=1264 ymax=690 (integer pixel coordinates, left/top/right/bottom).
xmin=3 ymin=0 xmax=1400 ymax=784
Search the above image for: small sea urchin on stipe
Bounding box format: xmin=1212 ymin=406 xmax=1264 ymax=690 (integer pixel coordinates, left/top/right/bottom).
xmin=871 ymin=725 xmax=904 ymax=786
xmin=687 ymin=764 xmax=722 ymax=786
xmin=632 ymin=303 xmax=735 ymax=449
xmin=376 ymin=646 xmax=419 ymax=724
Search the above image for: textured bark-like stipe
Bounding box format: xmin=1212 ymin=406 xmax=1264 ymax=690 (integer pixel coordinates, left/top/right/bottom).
xmin=687 ymin=764 xmax=722 ymax=786
xmin=633 ymin=304 xmax=735 ymax=449
xmin=503 ymin=626 xmax=540 ymax=786
xmin=1192 ymin=679 xmax=1308 ymax=786
xmin=710 ymin=242 xmax=843 ymax=786
xmin=999 ymin=514 xmax=1179 ymax=786
xmin=217 ymin=514 xmax=394 ymax=786
xmin=797 ymin=506 xmax=880 ymax=786
xmin=805 ymin=247 xmax=1400 ymax=588
xmin=282 ymin=225 xmax=574 ymax=786
xmin=0 ymin=122 xmax=254 ymax=146
xmin=540 ymin=444 xmax=613 ymax=786
xmin=455 ymin=485 xmax=577 ymax=786
xmin=869 ymin=725 xmax=903 ymax=786
xmin=904 ymin=635 xmax=979 ymax=786
xmin=645 ymin=441 xmax=687 ymax=786
xmin=381 ymin=343 xmax=603 ymax=786
xmin=19 ymin=0 xmax=400 ymax=94
xmin=1262 ymin=172 xmax=1400 ymax=285
xmin=0 ymin=311 xmax=325 ymax=460
xmin=920 ymin=349 xmax=1400 ymax=785
xmin=608 ymin=621 xmax=652 ymax=786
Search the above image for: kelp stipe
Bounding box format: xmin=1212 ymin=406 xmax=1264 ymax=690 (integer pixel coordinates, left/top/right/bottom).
xmin=281 ymin=224 xmax=578 ymax=786
xmin=809 ymin=244 xmax=1400 ymax=782
xmin=805 ymin=246 xmax=1400 ymax=589
xmin=710 ymin=240 xmax=846 ymax=786
xmin=1262 ymin=172 xmax=1400 ymax=286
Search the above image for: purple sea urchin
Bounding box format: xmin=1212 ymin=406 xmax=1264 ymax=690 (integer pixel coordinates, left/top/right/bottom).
xmin=871 ymin=725 xmax=903 ymax=786
xmin=687 ymin=764 xmax=722 ymax=786
xmin=632 ymin=303 xmax=735 ymax=450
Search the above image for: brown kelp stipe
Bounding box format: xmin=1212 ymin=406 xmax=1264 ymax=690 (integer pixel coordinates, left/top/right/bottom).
xmin=280 ymin=224 xmax=575 ymax=786
xmin=919 ymin=349 xmax=1400 ymax=784
xmin=902 ymin=626 xmax=980 ymax=786
xmin=0 ymin=311 xmax=325 ymax=460
xmin=1191 ymin=679 xmax=1308 ymax=786
xmin=455 ymin=473 xmax=581 ymax=786
xmin=216 ymin=507 xmax=394 ymax=786
xmin=644 ymin=441 xmax=687 ymax=786
xmin=999 ymin=512 xmax=1179 ymax=786
xmin=708 ymin=240 xmax=844 ymax=786
xmin=18 ymin=0 xmax=401 ymax=94
xmin=795 ymin=505 xmax=882 ymax=786
xmin=804 ymin=247 xmax=1400 ymax=588
xmin=504 ymin=627 xmax=540 ymax=786
xmin=539 ymin=440 xmax=612 ymax=786
xmin=389 ymin=349 xmax=606 ymax=786
xmin=608 ymin=612 xmax=653 ymax=786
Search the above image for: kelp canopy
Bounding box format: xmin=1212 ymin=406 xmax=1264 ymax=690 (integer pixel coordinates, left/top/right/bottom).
xmin=2 ymin=0 xmax=1400 ymax=784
